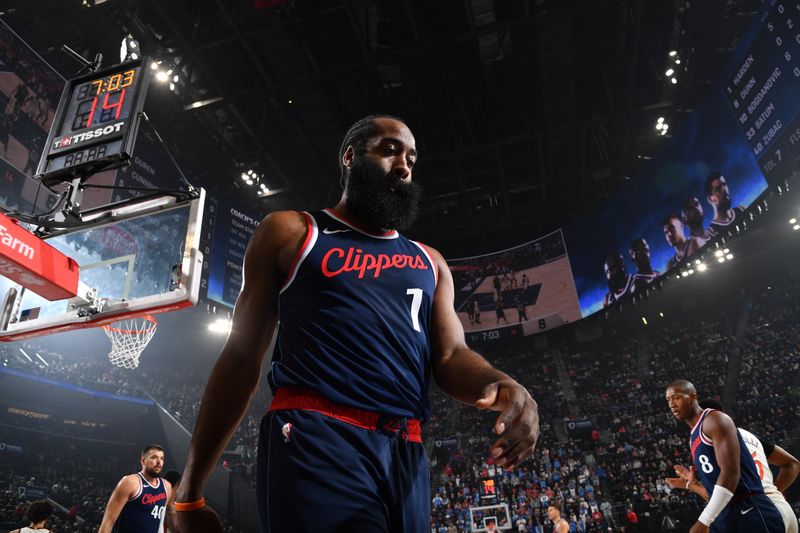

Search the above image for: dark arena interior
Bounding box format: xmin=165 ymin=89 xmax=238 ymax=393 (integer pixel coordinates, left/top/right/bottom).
xmin=0 ymin=0 xmax=799 ymax=532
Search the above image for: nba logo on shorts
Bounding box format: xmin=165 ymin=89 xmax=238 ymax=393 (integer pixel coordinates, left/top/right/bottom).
xmin=281 ymin=423 xmax=293 ymax=443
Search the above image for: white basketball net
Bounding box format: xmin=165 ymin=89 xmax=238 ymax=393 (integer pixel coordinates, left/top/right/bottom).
xmin=103 ymin=315 xmax=157 ymax=369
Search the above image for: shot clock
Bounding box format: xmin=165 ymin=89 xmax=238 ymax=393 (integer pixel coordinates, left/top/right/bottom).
xmin=36 ymin=57 xmax=150 ymax=186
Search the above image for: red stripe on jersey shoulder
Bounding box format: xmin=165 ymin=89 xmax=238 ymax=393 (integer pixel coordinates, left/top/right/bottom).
xmin=411 ymin=241 xmax=438 ymax=287
xmin=280 ymin=212 xmax=318 ymax=293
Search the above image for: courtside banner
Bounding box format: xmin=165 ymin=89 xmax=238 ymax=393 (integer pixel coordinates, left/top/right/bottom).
xmin=0 ymin=212 xmax=79 ymax=300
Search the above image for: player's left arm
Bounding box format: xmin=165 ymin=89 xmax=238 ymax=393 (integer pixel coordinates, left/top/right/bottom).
xmin=689 ymin=411 xmax=741 ymax=533
xmin=427 ymin=247 xmax=539 ymax=470
xmin=767 ymin=443 xmax=800 ymax=493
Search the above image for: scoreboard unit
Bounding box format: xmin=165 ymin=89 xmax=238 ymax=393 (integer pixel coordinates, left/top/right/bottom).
xmin=36 ymin=57 xmax=150 ymax=185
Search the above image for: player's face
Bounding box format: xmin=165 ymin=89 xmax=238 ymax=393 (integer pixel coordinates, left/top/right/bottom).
xmin=630 ymin=240 xmax=650 ymax=267
xmin=344 ymin=119 xmax=422 ymax=231
xmin=663 ymin=219 xmax=684 ymax=247
xmin=141 ymin=450 xmax=165 ymax=477
xmin=665 ymin=387 xmax=694 ymax=421
xmin=604 ymin=256 xmax=626 ymax=288
xmin=547 ymin=507 xmax=559 ymax=520
xmin=682 ymin=197 xmax=703 ymax=226
xmin=708 ymin=176 xmax=731 ymax=209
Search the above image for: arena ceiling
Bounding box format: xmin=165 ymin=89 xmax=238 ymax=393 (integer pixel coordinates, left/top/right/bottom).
xmin=5 ymin=0 xmax=762 ymax=255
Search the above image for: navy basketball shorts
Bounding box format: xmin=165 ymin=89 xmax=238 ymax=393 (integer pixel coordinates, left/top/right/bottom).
xmin=711 ymin=492 xmax=785 ymax=533
xmin=256 ymin=388 xmax=430 ymax=532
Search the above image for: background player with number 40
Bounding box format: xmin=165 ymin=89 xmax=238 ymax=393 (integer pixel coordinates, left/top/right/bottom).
xmin=98 ymin=445 xmax=173 ymax=533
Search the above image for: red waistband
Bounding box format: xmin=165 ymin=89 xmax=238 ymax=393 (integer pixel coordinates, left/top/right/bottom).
xmin=268 ymin=387 xmax=422 ymax=443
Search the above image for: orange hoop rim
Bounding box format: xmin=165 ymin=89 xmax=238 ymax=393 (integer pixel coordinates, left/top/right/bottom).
xmin=101 ymin=315 xmax=158 ymax=335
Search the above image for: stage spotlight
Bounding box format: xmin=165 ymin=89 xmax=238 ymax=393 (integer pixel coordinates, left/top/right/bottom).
xmin=726 ymin=253 xmax=733 ymax=260
xmin=155 ymin=71 xmax=169 ymax=82
xmin=697 ymin=263 xmax=707 ymax=272
xmin=665 ymin=68 xmax=674 ymax=76
xmin=718 ymin=257 xmax=725 ymax=263
xmin=669 ymin=50 xmax=677 ymax=57
xmin=671 ymin=77 xmax=678 ymax=84
xmin=790 ymin=218 xmax=797 ymax=224
xmin=794 ymin=224 xmax=800 ymax=230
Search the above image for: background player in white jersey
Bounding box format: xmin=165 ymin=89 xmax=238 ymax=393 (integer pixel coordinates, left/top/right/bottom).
xmin=9 ymin=500 xmax=53 ymax=533
xmin=666 ymin=399 xmax=800 ymax=533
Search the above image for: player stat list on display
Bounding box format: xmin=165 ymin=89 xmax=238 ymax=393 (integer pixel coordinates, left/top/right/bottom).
xmin=725 ymin=1 xmax=800 ymax=181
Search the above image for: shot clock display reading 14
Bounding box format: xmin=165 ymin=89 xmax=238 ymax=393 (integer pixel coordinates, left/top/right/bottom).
xmin=36 ymin=58 xmax=150 ymax=185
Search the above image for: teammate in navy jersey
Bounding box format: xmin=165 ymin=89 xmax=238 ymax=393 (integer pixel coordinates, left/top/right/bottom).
xmin=99 ymin=445 xmax=172 ymax=533
xmin=663 ymin=213 xmax=704 ymax=271
xmin=629 ymin=238 xmax=660 ymax=294
xmin=665 ymin=381 xmax=784 ymax=533
xmin=174 ymin=115 xmax=540 ymax=532
xmin=705 ymin=172 xmax=746 ymax=238
xmin=602 ymin=253 xmax=632 ymax=307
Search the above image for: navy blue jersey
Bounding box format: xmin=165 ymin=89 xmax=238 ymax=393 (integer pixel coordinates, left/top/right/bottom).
xmin=707 ymin=206 xmax=746 ymax=237
xmin=112 ymin=473 xmax=167 ymax=533
xmin=689 ymin=409 xmax=764 ymax=498
xmin=268 ymin=209 xmax=438 ymax=420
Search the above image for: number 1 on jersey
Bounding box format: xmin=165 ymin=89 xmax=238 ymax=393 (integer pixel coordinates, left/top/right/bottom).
xmin=406 ymin=288 xmax=423 ymax=332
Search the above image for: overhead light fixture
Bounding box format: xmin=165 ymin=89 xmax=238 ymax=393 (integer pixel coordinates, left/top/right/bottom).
xmin=675 ymin=59 xmax=681 ymax=64
xmin=697 ymin=263 xmax=707 ymax=272
xmin=718 ymin=256 xmax=725 ymax=263
xmin=656 ymin=123 xmax=663 ymax=130
xmin=726 ymin=253 xmax=733 ymax=260
xmin=671 ymin=77 xmax=678 ymax=84
xmin=120 ymin=34 xmax=140 ymax=63
xmin=794 ymin=224 xmax=800 ymax=230
xmin=790 ymin=218 xmax=797 ymax=224
xmin=641 ymin=317 xmax=648 ymax=325
xmin=659 ymin=312 xmax=664 ymax=317
xmin=150 ymin=61 xmax=159 ymax=70
xmin=695 ymin=259 xmax=701 ymax=265
xmin=168 ymin=83 xmax=175 ymax=91
xmin=723 ymin=248 xmax=729 ymax=254
xmin=155 ymin=71 xmax=169 ymax=82
xmin=173 ymin=75 xmax=180 ymax=83
xmin=665 ymin=68 xmax=674 ymax=76
xmin=682 ymin=271 xmax=689 ymax=277
xmin=669 ymin=50 xmax=677 ymax=57
xmin=184 ymin=96 xmax=224 ymax=111
xmin=715 ymin=250 xmax=724 ymax=257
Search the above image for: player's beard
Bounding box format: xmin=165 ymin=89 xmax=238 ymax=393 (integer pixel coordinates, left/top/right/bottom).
xmin=145 ymin=467 xmax=161 ymax=478
xmin=344 ymin=156 xmax=421 ymax=232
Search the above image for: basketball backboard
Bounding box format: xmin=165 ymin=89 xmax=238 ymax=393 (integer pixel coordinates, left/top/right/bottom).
xmin=0 ymin=189 xmax=205 ymax=341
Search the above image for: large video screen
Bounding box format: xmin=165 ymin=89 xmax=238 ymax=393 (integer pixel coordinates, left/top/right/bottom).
xmin=566 ymin=0 xmax=798 ymax=316
xmin=448 ymin=230 xmax=582 ymax=340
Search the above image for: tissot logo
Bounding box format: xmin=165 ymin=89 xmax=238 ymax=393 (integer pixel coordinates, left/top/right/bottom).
xmin=53 ymin=121 xmax=125 ymax=149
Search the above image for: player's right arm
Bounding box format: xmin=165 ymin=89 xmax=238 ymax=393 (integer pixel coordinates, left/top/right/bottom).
xmin=768 ymin=444 xmax=800 ymax=493
xmin=689 ymin=411 xmax=741 ymax=533
xmin=173 ymin=211 xmax=307 ymax=532
xmin=98 ymin=475 xmax=138 ymax=533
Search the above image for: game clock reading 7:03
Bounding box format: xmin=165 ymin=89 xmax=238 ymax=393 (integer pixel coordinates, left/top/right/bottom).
xmin=70 ymin=68 xmax=137 ymax=131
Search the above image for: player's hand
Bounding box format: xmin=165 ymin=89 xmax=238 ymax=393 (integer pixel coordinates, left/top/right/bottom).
xmin=172 ymin=505 xmax=224 ymax=533
xmin=674 ymin=464 xmax=696 ymax=482
xmin=476 ymin=379 xmax=539 ymax=470
xmin=689 ymin=521 xmax=710 ymax=533
xmin=665 ymin=477 xmax=687 ymax=490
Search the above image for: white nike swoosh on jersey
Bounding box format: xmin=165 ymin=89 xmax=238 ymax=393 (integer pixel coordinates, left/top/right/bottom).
xmin=323 ymin=228 xmax=350 ymax=234
xmin=740 ymin=507 xmax=754 ymax=515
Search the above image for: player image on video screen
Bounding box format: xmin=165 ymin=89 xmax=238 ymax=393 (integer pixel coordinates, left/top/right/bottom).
xmin=705 ymin=171 xmax=746 ymax=238
xmin=682 ymin=196 xmax=712 ymax=242
xmin=603 ymin=253 xmax=633 ymax=307
xmin=629 ymin=238 xmax=660 ymax=294
xmin=663 ymin=213 xmax=705 ymax=271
